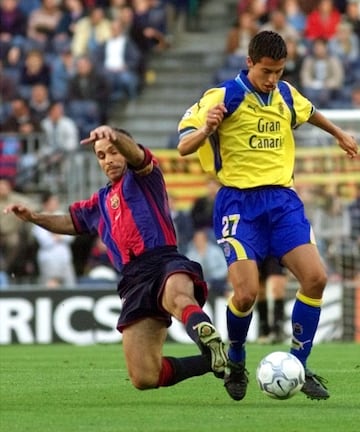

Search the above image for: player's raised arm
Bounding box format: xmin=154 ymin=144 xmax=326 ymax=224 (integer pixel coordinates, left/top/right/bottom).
xmin=81 ymin=125 xmax=145 ymax=168
xmin=3 ymin=204 xmax=76 ymax=235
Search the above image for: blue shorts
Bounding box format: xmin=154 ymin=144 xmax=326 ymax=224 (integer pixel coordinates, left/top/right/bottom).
xmin=116 ymin=246 xmax=208 ymax=332
xmin=213 ymin=186 xmax=315 ymax=266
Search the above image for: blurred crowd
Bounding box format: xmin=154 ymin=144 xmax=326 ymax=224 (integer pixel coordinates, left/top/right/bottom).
xmin=216 ymin=0 xmax=360 ymax=109
xmin=0 ymin=0 xmax=204 ymax=188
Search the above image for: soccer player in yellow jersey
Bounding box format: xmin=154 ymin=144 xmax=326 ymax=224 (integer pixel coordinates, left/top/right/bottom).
xmin=177 ymin=31 xmax=358 ymax=401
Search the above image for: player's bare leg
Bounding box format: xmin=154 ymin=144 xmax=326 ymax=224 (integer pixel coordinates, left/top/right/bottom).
xmin=122 ymin=318 xmax=168 ymax=389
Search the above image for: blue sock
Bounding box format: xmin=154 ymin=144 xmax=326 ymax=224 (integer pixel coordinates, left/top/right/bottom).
xmin=290 ymin=295 xmax=321 ymax=368
xmin=226 ymin=304 xmax=253 ymax=363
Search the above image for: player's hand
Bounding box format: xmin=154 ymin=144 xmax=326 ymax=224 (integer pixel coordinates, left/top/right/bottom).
xmin=337 ymin=132 xmax=358 ymax=159
xmin=80 ymin=126 xmax=118 ymax=145
xmin=3 ymin=204 xmax=33 ymax=221
xmin=204 ymin=103 xmax=227 ymax=135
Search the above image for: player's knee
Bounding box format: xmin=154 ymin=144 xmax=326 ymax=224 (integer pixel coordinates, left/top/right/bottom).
xmin=129 ymin=371 xmax=159 ymax=390
xmin=232 ymin=291 xmax=256 ymax=312
xmin=303 ymin=270 xmax=328 ymax=298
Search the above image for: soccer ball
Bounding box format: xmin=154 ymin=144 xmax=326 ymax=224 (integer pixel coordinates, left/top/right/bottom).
xmin=256 ymin=351 xmax=305 ymax=400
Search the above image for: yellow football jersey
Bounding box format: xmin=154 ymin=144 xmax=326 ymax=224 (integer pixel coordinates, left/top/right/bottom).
xmin=178 ymin=70 xmax=315 ymax=188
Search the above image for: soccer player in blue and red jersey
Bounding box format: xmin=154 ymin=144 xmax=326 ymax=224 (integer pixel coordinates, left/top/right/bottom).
xmin=177 ymin=31 xmax=358 ymax=401
xmin=4 ymin=125 xmax=227 ymax=390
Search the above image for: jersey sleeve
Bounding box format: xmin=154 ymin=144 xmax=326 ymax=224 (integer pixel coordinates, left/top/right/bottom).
xmin=69 ymin=192 xmax=101 ymax=235
xmin=178 ymin=87 xmax=226 ymax=137
xmin=178 ymin=87 xmax=226 ymax=173
xmin=288 ymin=83 xmax=315 ymax=126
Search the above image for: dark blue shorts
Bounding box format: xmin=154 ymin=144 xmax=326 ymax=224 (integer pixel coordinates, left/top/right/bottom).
xmin=116 ymin=246 xmax=208 ymax=332
xmin=213 ymin=186 xmax=315 ymax=266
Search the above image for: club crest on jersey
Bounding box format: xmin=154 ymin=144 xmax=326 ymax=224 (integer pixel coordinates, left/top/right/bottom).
xmin=110 ymin=194 xmax=120 ymax=209
xmin=278 ymin=102 xmax=285 ymax=115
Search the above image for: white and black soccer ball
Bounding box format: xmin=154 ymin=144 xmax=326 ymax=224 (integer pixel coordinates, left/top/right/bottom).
xmin=256 ymin=351 xmax=305 ymax=400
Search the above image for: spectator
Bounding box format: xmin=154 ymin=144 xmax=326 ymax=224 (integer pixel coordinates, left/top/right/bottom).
xmin=282 ymin=37 xmax=304 ymax=88
xmin=71 ymin=6 xmax=112 ymax=58
xmin=41 ymin=101 xmax=79 ymax=154
xmin=115 ymin=2 xmax=135 ymax=33
xmin=1 ymin=96 xmax=42 ymax=134
xmin=107 ymin=0 xmax=132 ymax=22
xmin=18 ymin=0 xmax=41 ymax=17
xmin=96 ymin=18 xmax=142 ymax=102
xmin=0 ymin=178 xmax=36 ymax=287
xmin=40 ymin=101 xmax=80 ymax=186
xmin=131 ymin=0 xmax=169 ymax=53
xmin=67 ymin=53 xmax=103 ymax=101
xmin=300 ymin=38 xmax=344 ymax=109
xmin=49 ymin=46 xmax=76 ymax=102
xmin=130 ymin=0 xmax=169 ymax=83
xmin=0 ymin=61 xmax=18 ymax=106
xmin=0 ymin=135 xmax=21 ymax=192
xmin=53 ymin=0 xmax=86 ymax=53
xmin=28 ymin=83 xmax=51 ymax=123
xmin=282 ymin=0 xmax=306 ymax=35
xmin=186 ymin=229 xmax=229 ymax=301
xmin=2 ymin=45 xmax=24 ymax=85
xmin=32 ymin=191 xmax=77 ymax=288
xmin=1 ymin=97 xmax=43 ymax=187
xmin=168 ymin=193 xmax=193 ymax=255
xmin=260 ymin=9 xmax=300 ymax=42
xmin=257 ymin=257 xmax=288 ymax=344
xmin=66 ymin=55 xmax=110 ymax=131
xmin=225 ymin=12 xmax=259 ymax=58
xmin=304 ymin=0 xmax=341 ymax=41
xmin=214 ymin=11 xmax=258 ymax=83
xmin=345 ymin=0 xmax=360 ymax=43
xmin=79 ymin=235 xmax=118 ymax=284
xmin=71 ymin=232 xmax=97 ymax=278
xmin=312 ymin=192 xmax=351 ymax=277
xmin=18 ymin=48 xmax=51 ymax=100
xmin=190 ymin=177 xmax=220 ymax=235
xmin=328 ymin=20 xmax=360 ymax=87
xmin=0 ymin=0 xmax=27 ymax=58
xmin=26 ymin=0 xmax=63 ymax=52
xmin=237 ymin=0 xmax=281 ymax=25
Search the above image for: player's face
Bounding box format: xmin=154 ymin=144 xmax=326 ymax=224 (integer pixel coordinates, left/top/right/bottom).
xmin=246 ymin=56 xmax=286 ymax=93
xmin=94 ymin=139 xmax=127 ymax=182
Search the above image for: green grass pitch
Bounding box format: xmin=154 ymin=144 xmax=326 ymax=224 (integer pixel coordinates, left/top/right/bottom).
xmin=1 ymin=342 xmax=359 ymax=432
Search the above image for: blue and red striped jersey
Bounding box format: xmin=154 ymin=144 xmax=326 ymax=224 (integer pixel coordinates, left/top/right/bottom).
xmin=69 ymin=150 xmax=177 ymax=272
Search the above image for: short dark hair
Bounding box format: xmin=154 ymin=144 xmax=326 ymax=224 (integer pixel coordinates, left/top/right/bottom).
xmin=113 ymin=128 xmax=133 ymax=138
xmin=91 ymin=127 xmax=134 ymax=152
xmin=248 ymin=31 xmax=287 ymax=64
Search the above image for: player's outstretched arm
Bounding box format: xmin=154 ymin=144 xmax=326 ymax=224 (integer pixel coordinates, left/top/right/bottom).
xmin=3 ymin=204 xmax=77 ymax=235
xmin=308 ymin=111 xmax=358 ymax=159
